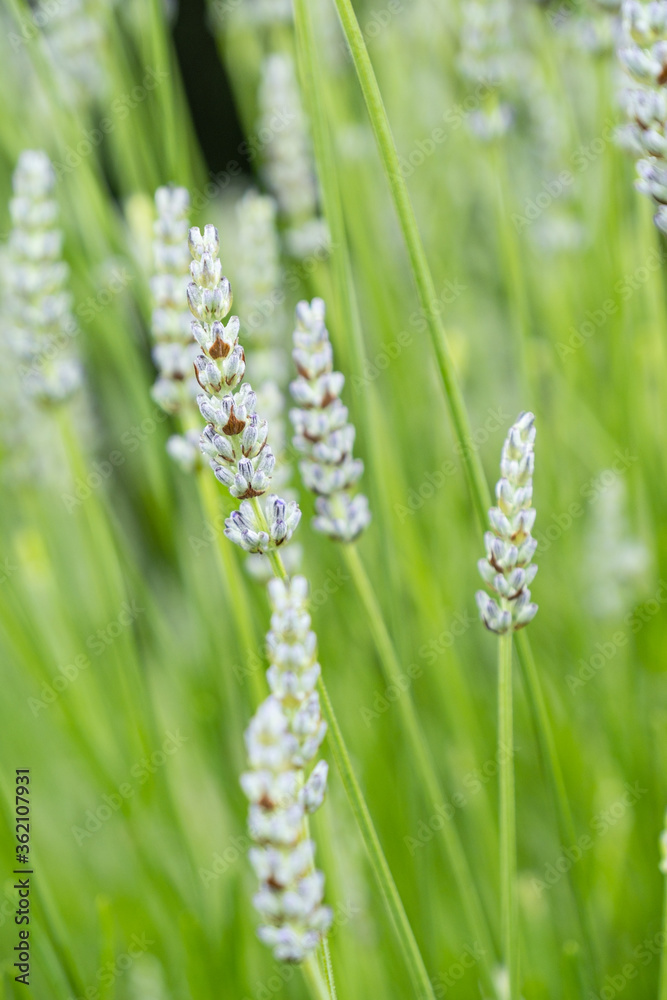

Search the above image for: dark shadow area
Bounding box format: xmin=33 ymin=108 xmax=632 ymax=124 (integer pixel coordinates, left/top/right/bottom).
xmin=172 ymin=0 xmax=250 ymax=174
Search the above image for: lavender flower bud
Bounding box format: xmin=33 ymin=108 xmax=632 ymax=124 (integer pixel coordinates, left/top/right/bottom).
xmin=224 ymin=496 xmax=300 ymax=553
xmin=289 ymin=299 xmax=371 ymax=542
xmin=476 ymin=412 xmax=539 ymax=635
xmin=240 ymin=576 xmax=332 ymax=962
xmin=4 ymin=151 xmax=82 ymax=405
xmin=149 ymin=186 xmax=198 ymax=423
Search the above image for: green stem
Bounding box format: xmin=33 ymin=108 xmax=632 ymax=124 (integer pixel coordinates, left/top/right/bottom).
xmin=659 ymin=870 xmax=667 ymax=1000
xmin=250 ymin=498 xmax=289 ymax=581
xmin=514 ymin=631 xmax=599 ymax=976
xmin=318 ymin=677 xmax=436 ymax=1000
xmin=303 ymin=953 xmax=333 ymax=1000
xmin=198 ymin=473 xmax=265 ymax=709
xmin=302 ymin=805 xmax=337 ymax=1000
xmin=147 ymin=0 xmax=183 ymax=183
xmin=498 ymin=632 xmax=518 ymax=999
xmin=293 ymin=8 xmax=494 ymax=981
xmin=327 ymin=1 xmax=597 ymax=982
xmin=57 ymin=409 xmax=210 ymax=913
xmin=320 ymin=938 xmax=338 ymax=1000
xmin=195 ymin=474 xmax=353 ymax=997
xmin=342 ymin=544 xmax=497 ymax=980
xmin=236 ymin=513 xmax=343 ymax=996
xmin=329 ymin=0 xmax=490 ymax=529
xmin=293 ymin=0 xmax=405 ymax=610
xmin=246 ymin=512 xmax=430 ymax=996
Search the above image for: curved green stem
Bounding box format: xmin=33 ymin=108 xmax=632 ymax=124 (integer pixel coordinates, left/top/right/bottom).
xmin=318 ymin=677 xmax=435 ymax=1000
xmin=320 ymin=937 xmax=338 ymax=1000
xmin=327 ymin=0 xmax=597 ymax=983
xmin=246 ymin=508 xmax=431 ymax=995
xmin=198 ymin=473 xmax=265 ymax=709
xmin=303 ymin=953 xmax=333 ymax=1000
xmin=146 ymin=0 xmax=183 ymax=183
xmin=329 ymin=0 xmax=490 ymax=528
xmin=292 ymin=4 xmax=493 ymax=982
xmin=342 ymin=544 xmax=497 ymax=982
xmin=57 ymin=408 xmax=209 ymax=913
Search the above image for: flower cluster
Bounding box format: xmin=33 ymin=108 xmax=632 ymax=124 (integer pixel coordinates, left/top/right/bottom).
xmin=187 ymin=224 xmax=300 ymax=553
xmin=258 ymin=53 xmax=328 ymax=257
xmin=150 ymin=185 xmax=202 ymax=472
xmin=236 ymin=191 xmax=283 ymax=340
xmin=241 ymin=576 xmax=332 ymax=962
xmin=457 ymin=0 xmax=518 ymax=140
xmin=617 ymin=0 xmax=667 ymax=230
xmin=562 ymin=0 xmax=621 ymax=56
xmin=151 ymin=186 xmax=195 ymax=413
xmin=5 ymin=150 xmax=82 ymax=404
xmin=476 ymin=412 xmax=538 ymax=634
xmin=42 ymin=0 xmax=111 ymax=108
xmin=289 ymin=299 xmax=371 ymax=543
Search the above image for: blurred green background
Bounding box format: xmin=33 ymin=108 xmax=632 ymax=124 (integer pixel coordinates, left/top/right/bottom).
xmin=0 ymin=0 xmax=666 ymax=998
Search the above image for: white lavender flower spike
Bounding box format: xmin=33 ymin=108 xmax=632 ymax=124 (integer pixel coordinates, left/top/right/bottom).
xmin=186 ymin=226 xmax=330 ymax=960
xmin=187 ymin=225 xmax=300 ymax=554
xmin=151 ymin=186 xmax=198 ymax=412
xmin=42 ymin=0 xmax=110 ymax=109
xmin=241 ymin=577 xmax=332 ymax=963
xmin=5 ymin=150 xmax=82 ymax=404
xmin=617 ymin=0 xmax=667 ymax=229
xmin=236 ymin=191 xmax=283 ymax=341
xmin=289 ymin=298 xmax=371 ymax=543
xmin=258 ymin=53 xmax=329 ymax=257
xmin=476 ymin=412 xmax=538 ymax=635
xmin=149 ymin=185 xmax=204 ymax=472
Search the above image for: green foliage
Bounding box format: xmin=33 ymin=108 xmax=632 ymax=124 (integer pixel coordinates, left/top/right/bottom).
xmin=0 ymin=1 xmax=665 ymax=998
